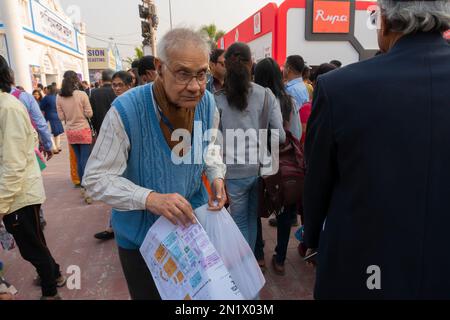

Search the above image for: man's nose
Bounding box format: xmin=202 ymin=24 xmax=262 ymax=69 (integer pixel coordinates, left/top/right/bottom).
xmin=186 ymin=77 xmax=201 ymax=92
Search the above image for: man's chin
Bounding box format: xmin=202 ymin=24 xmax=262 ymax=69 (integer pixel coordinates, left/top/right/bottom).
xmin=178 ymin=99 xmax=200 ymax=109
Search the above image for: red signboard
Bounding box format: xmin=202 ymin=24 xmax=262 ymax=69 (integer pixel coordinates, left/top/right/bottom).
xmin=218 ymin=3 xmax=278 ymax=56
xmin=313 ymin=0 xmax=351 ymax=34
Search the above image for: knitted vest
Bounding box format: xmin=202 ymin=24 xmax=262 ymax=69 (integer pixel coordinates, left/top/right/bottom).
xmin=112 ymin=83 xmax=216 ymax=249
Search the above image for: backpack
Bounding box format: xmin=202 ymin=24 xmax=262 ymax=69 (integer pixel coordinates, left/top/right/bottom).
xmin=258 ymin=130 xmax=306 ymax=218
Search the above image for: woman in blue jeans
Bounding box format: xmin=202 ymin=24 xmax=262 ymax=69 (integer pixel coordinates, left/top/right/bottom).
xmin=57 ymin=71 xmax=94 ymax=204
xmin=215 ymin=43 xmax=286 ymax=252
xmin=253 ymin=57 xmax=302 ymax=275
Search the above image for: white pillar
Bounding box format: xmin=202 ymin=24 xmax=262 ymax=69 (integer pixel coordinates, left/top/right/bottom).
xmin=143 ymin=45 xmax=154 ymax=56
xmin=77 ymin=23 xmax=90 ymax=82
xmin=0 ymin=0 xmax=32 ymax=92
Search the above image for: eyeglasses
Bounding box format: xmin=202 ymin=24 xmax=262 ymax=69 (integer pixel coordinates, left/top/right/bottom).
xmin=163 ymin=64 xmax=208 ymax=86
xmin=112 ymin=82 xmax=126 ymax=89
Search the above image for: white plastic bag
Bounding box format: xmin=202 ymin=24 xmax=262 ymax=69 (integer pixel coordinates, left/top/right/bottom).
xmin=195 ymin=205 xmax=266 ymax=300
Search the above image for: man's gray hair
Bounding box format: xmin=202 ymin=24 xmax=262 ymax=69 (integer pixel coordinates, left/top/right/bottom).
xmin=157 ymin=28 xmax=210 ymax=64
xmin=378 ymin=0 xmax=450 ymax=34
xmin=102 ymin=69 xmax=115 ymax=82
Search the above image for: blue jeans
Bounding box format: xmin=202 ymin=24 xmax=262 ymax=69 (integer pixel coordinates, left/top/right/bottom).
xmin=226 ymin=176 xmax=259 ymax=251
xmin=71 ymin=144 xmax=91 ymax=184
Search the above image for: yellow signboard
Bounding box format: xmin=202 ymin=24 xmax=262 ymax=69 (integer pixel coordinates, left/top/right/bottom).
xmin=87 ymin=47 xmax=116 ymax=70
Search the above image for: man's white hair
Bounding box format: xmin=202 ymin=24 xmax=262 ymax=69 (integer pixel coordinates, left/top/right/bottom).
xmin=157 ymin=28 xmax=210 ymax=64
xmin=378 ymin=0 xmax=450 ymax=34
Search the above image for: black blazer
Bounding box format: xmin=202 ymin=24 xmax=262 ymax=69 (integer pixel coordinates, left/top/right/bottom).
xmin=90 ymin=84 xmax=116 ymax=134
xmin=304 ymin=32 xmax=450 ymax=299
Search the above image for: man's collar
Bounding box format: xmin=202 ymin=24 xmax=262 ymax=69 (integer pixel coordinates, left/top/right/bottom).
xmin=286 ymin=77 xmax=304 ymax=87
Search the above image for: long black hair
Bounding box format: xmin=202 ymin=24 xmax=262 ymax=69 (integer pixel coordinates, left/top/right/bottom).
xmin=254 ymin=58 xmax=292 ymax=124
xmin=0 ymin=55 xmax=13 ymax=93
xmin=224 ymin=42 xmax=252 ymax=111
xmin=310 ymin=63 xmax=337 ymax=85
xmin=60 ymin=70 xmax=81 ymax=97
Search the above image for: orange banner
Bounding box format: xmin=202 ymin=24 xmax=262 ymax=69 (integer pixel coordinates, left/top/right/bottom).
xmin=313 ymin=0 xmax=351 ymax=34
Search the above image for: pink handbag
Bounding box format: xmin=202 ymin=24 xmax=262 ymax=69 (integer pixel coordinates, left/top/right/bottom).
xmin=66 ymin=127 xmax=93 ymax=145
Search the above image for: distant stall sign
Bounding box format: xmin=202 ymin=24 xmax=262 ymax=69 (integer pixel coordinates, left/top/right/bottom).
xmin=313 ymin=0 xmax=351 ymax=34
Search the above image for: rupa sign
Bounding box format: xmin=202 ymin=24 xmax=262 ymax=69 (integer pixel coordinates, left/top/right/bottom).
xmin=313 ymin=0 xmax=351 ymax=33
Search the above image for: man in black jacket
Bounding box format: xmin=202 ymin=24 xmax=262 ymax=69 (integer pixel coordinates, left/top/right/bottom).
xmin=138 ymin=55 xmax=157 ymax=84
xmin=90 ymin=69 xmax=116 ymax=135
xmin=304 ymin=0 xmax=450 ymax=299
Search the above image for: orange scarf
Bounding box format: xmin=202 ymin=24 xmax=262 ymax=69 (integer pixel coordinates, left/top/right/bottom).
xmin=153 ymin=78 xmax=195 ymax=152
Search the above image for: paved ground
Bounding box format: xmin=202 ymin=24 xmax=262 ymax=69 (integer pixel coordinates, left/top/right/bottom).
xmin=1 ymin=136 xmax=315 ymax=300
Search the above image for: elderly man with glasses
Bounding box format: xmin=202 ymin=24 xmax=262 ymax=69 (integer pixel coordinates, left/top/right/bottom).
xmin=83 ymin=28 xmax=227 ymax=300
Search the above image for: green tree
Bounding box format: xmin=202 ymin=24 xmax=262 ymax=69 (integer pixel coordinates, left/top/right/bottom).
xmin=124 ymin=47 xmax=144 ymax=66
xmin=200 ymin=24 xmax=225 ymax=50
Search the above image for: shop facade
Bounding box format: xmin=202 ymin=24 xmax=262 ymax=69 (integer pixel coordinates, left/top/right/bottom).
xmin=218 ymin=0 xmax=380 ymax=67
xmin=0 ymin=0 xmax=89 ymax=92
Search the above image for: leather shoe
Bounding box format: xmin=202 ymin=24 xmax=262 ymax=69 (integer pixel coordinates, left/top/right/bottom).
xmin=94 ymin=231 xmax=115 ymax=240
xmin=271 ymin=255 xmax=285 ymax=276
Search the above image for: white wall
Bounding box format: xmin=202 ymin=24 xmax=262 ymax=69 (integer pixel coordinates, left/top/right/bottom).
xmin=0 ymin=34 xmax=8 ymax=63
xmin=248 ymin=32 xmax=273 ymax=62
xmin=354 ymin=10 xmax=379 ymax=50
xmin=287 ymin=8 xmax=374 ymax=66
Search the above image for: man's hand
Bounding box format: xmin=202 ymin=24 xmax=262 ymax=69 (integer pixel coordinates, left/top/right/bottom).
xmin=208 ymin=178 xmax=227 ymax=211
xmin=146 ymin=192 xmax=196 ymax=227
xmin=0 ymin=293 xmax=14 ymax=300
xmin=43 ymin=150 xmax=53 ymax=161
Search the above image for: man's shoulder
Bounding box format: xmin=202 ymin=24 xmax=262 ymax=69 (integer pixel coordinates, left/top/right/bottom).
xmin=320 ymin=55 xmax=384 ymax=84
xmin=113 ymin=84 xmax=150 ymax=111
xmin=15 ymin=90 xmax=34 ymax=105
xmin=91 ymin=86 xmax=113 ymax=97
xmin=0 ymin=92 xmax=28 ymax=115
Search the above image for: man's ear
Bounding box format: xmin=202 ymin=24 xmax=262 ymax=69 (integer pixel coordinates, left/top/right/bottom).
xmin=155 ymin=58 xmax=164 ymax=77
xmin=381 ymin=14 xmax=390 ymax=37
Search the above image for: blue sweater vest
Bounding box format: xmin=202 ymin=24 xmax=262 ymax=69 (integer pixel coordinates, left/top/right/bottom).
xmin=112 ymin=83 xmax=216 ymax=249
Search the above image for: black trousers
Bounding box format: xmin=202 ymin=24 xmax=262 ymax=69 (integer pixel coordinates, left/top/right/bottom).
xmin=254 ymin=217 xmax=265 ymax=261
xmin=2 ymin=205 xmax=61 ymax=297
xmin=274 ymin=205 xmax=297 ymax=264
xmin=118 ymin=247 xmax=161 ymax=300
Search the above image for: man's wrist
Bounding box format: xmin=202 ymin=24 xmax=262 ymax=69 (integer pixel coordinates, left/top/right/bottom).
xmin=145 ymin=190 xmax=156 ymax=206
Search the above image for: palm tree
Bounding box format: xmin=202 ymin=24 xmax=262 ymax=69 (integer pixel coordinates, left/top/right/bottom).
xmin=124 ymin=47 xmax=145 ymax=66
xmin=200 ymin=24 xmax=225 ymax=50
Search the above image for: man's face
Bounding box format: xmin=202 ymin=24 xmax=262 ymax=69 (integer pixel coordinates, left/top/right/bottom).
xmin=128 ymin=71 xmax=137 ymax=87
xmin=210 ymin=53 xmax=226 ymax=80
xmin=141 ymin=70 xmax=157 ymax=84
xmin=157 ymin=44 xmax=209 ymax=109
xmin=283 ymin=64 xmax=290 ymax=80
xmin=112 ymin=78 xmax=131 ymax=96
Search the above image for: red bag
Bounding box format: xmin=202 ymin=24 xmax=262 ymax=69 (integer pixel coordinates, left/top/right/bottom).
xmin=258 ymin=131 xmax=306 ymax=218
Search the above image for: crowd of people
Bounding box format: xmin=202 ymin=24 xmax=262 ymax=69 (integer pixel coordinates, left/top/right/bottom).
xmin=1 ymin=0 xmax=450 ymax=300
